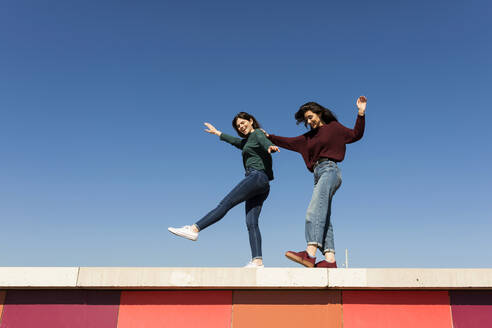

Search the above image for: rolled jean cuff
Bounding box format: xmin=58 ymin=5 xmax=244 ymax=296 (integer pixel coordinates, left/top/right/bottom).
xmin=308 ymin=242 xmax=322 ymax=248
xmin=193 ymin=223 xmax=201 ymax=231
xmin=252 ymin=256 xmax=262 ymax=260
xmin=323 ymin=249 xmax=335 ymax=254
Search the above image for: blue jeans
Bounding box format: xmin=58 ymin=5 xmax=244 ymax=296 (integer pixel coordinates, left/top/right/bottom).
xmin=195 ymin=169 xmax=270 ymax=259
xmin=305 ymin=160 xmax=342 ymax=254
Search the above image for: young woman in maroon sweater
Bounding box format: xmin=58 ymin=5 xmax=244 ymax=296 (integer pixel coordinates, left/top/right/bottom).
xmin=265 ymin=96 xmax=367 ymax=268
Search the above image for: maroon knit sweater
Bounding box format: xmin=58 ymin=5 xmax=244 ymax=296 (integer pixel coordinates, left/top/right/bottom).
xmin=268 ymin=115 xmax=365 ymax=172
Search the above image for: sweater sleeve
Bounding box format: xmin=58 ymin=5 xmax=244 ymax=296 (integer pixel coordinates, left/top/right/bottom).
xmin=268 ymin=134 xmax=305 ymax=153
xmin=255 ymin=130 xmax=274 ymax=151
xmin=220 ymin=133 xmax=245 ymax=149
xmin=341 ymin=115 xmax=365 ymax=144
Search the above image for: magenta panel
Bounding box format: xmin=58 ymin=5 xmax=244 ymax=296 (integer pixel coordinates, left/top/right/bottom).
xmin=0 ymin=290 xmax=120 ymax=328
xmin=450 ymin=291 xmax=492 ymax=328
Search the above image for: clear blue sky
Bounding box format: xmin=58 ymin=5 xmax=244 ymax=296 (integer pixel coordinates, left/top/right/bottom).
xmin=1 ymin=0 xmax=491 ymax=268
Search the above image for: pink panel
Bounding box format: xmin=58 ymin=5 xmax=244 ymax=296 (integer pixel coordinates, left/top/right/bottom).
xmin=0 ymin=290 xmax=120 ymax=328
xmin=450 ymin=291 xmax=492 ymax=328
xmin=342 ymin=291 xmax=453 ymax=328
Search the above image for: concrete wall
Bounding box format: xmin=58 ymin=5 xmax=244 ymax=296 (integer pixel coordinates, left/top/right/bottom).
xmin=1 ymin=268 xmax=492 ymax=327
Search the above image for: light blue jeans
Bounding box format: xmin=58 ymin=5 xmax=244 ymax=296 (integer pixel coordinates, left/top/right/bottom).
xmin=305 ymin=160 xmax=342 ymax=254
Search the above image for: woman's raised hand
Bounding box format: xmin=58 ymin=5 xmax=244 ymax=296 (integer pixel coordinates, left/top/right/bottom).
xmin=204 ymin=122 xmax=222 ymax=136
xmin=268 ymin=146 xmax=279 ymax=154
xmin=356 ymin=96 xmax=367 ymax=116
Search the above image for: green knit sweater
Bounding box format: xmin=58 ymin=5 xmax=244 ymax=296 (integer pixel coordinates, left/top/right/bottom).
xmin=220 ymin=129 xmax=274 ymax=180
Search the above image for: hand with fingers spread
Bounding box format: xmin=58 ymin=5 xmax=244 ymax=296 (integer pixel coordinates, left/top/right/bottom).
xmin=268 ymin=145 xmax=279 ymax=154
xmin=204 ymin=122 xmax=222 ymax=136
xmin=356 ymin=96 xmax=367 ymax=116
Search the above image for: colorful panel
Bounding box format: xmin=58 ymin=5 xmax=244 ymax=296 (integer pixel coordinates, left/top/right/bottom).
xmin=0 ymin=291 xmax=5 ymax=324
xmin=118 ymin=291 xmax=232 ymax=328
xmin=0 ymin=290 xmax=120 ymax=328
xmin=342 ymin=291 xmax=452 ymax=328
xmin=450 ymin=291 xmax=492 ymax=328
xmin=232 ymin=290 xmax=342 ymax=328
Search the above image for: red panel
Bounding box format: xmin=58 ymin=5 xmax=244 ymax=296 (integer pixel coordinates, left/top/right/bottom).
xmin=450 ymin=291 xmax=492 ymax=328
xmin=342 ymin=291 xmax=453 ymax=328
xmin=118 ymin=291 xmax=232 ymax=328
xmin=233 ymin=290 xmax=342 ymax=328
xmin=0 ymin=290 xmax=120 ymax=328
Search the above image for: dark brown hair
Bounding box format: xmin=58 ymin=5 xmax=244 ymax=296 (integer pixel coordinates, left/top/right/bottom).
xmin=232 ymin=112 xmax=261 ymax=138
xmin=295 ymin=102 xmax=338 ymax=128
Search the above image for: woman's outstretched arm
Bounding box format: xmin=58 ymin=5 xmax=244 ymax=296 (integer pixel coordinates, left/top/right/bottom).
xmin=255 ymin=130 xmax=280 ymax=154
xmin=204 ymin=122 xmax=244 ymax=149
xmin=263 ymin=129 xmax=305 ymax=153
xmin=204 ymin=122 xmax=222 ymax=137
xmin=341 ymin=96 xmax=366 ymax=144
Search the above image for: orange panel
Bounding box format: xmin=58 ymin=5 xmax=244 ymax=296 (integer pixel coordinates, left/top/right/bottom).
xmin=232 ymin=290 xmax=342 ymax=328
xmin=0 ymin=291 xmax=5 ymax=324
xmin=118 ymin=291 xmax=232 ymax=328
xmin=343 ymin=291 xmax=453 ymax=328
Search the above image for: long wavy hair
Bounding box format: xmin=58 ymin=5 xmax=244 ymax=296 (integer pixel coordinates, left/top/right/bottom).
xmin=232 ymin=112 xmax=261 ymax=138
xmin=295 ymin=102 xmax=338 ymax=128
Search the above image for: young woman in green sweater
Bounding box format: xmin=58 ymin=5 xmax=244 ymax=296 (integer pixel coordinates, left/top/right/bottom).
xmin=168 ymin=112 xmax=278 ymax=268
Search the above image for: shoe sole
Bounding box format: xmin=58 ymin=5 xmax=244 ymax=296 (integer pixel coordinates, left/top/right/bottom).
xmin=315 ymin=263 xmax=337 ymax=268
xmin=168 ymin=227 xmax=198 ymax=241
xmin=285 ymin=252 xmax=315 ymax=268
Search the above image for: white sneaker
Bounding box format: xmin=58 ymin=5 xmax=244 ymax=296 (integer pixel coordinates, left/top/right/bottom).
xmin=244 ymin=260 xmax=264 ymax=268
xmin=168 ymin=225 xmax=198 ymax=241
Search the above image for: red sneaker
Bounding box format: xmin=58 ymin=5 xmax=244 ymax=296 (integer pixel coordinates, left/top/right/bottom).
xmin=285 ymin=250 xmax=316 ymax=268
xmin=315 ymin=260 xmax=337 ymax=268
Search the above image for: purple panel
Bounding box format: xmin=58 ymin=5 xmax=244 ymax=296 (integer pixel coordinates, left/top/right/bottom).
xmin=450 ymin=291 xmax=492 ymax=328
xmin=0 ymin=290 xmax=120 ymax=328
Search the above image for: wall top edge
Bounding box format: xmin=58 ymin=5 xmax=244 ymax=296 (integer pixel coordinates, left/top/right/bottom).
xmin=0 ymin=268 xmax=491 ymax=289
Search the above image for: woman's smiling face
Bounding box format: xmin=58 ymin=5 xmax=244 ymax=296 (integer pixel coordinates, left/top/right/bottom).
xmin=235 ymin=117 xmax=254 ymax=135
xmin=304 ymin=110 xmax=324 ymax=129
